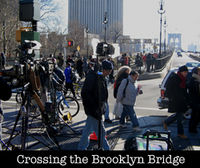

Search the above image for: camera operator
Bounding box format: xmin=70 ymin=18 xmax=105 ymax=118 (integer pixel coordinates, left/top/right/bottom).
xmin=0 ymin=76 xmax=12 ymax=150
xmin=78 ymin=60 xmax=113 ymax=150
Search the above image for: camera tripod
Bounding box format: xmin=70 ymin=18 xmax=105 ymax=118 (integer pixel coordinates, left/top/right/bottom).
xmin=45 ymin=59 xmax=81 ymax=135
xmin=6 ymin=62 xmax=60 ymax=150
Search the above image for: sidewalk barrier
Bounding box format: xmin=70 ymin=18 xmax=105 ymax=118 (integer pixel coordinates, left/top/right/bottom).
xmin=155 ymin=52 xmax=173 ymax=72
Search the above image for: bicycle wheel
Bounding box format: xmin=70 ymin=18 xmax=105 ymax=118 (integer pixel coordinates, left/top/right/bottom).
xmin=58 ymin=96 xmax=80 ymax=118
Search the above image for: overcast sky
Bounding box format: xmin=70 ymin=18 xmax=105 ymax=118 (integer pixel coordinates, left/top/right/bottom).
xmin=59 ymin=0 xmax=200 ymax=49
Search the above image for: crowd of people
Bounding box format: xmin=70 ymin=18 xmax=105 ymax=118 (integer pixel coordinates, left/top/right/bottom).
xmin=39 ymin=53 xmax=143 ymax=150
xmin=118 ymin=52 xmax=159 ymax=73
xmin=0 ymin=50 xmax=200 ymax=151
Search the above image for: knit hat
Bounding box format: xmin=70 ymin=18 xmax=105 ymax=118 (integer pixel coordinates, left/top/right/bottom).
xmin=102 ymin=60 xmax=113 ymax=70
xmin=179 ymin=65 xmax=188 ymax=72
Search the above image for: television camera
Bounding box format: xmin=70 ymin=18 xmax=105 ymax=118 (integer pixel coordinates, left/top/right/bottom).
xmin=96 ymin=42 xmax=115 ymax=56
xmin=0 ymin=40 xmax=41 ymax=89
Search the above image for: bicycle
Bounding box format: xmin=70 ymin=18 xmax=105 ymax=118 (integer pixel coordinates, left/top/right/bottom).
xmin=56 ymin=88 xmax=80 ymax=119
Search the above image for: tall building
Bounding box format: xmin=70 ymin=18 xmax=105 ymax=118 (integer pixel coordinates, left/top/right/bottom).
xmin=68 ymin=0 xmax=123 ymax=35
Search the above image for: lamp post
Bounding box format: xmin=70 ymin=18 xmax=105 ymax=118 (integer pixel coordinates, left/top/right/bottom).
xmin=86 ymin=26 xmax=89 ymax=59
xmin=163 ymin=16 xmax=167 ymax=55
xmin=158 ymin=0 xmax=165 ymax=57
xmin=103 ymin=12 xmax=108 ymax=43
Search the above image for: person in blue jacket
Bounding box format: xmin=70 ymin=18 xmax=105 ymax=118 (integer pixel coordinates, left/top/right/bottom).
xmin=64 ymin=62 xmax=76 ymax=98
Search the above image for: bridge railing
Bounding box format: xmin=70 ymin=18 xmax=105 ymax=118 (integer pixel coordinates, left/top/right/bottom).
xmin=154 ymin=51 xmax=173 ymax=72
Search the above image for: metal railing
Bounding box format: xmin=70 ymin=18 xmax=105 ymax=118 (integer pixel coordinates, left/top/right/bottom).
xmin=155 ymin=51 xmax=173 ymax=72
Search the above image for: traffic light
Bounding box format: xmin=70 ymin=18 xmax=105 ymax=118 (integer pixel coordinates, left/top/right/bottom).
xmin=67 ymin=40 xmax=74 ymax=47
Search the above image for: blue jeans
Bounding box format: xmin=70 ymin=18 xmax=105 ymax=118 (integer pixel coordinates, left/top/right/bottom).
xmin=104 ymin=102 xmax=109 ymax=120
xmin=164 ymin=112 xmax=184 ymax=134
xmin=78 ymin=115 xmax=110 ymax=150
xmin=120 ymin=105 xmax=139 ymax=127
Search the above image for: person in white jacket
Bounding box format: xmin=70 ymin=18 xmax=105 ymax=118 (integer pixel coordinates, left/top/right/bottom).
xmin=112 ymin=66 xmax=131 ymax=119
xmin=117 ymin=70 xmax=142 ymax=132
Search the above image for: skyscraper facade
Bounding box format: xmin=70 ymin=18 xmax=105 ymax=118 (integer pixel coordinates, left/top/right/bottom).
xmin=68 ymin=0 xmax=123 ymax=35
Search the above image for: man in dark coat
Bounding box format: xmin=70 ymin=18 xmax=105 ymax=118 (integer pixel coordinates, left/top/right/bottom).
xmin=76 ymin=57 xmax=83 ymax=79
xmin=57 ymin=53 xmax=64 ymax=69
xmin=78 ymin=60 xmax=113 ymax=150
xmin=163 ymin=65 xmax=189 ymax=139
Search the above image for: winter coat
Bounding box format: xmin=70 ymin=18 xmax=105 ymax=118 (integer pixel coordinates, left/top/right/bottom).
xmin=64 ymin=66 xmax=73 ymax=83
xmin=81 ymin=70 xmax=108 ymax=120
xmin=117 ymin=75 xmax=139 ymax=106
xmin=168 ymin=73 xmax=189 ymax=113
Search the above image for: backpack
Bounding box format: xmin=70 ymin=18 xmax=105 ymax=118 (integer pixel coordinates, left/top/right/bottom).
xmin=113 ymin=78 xmax=129 ymax=98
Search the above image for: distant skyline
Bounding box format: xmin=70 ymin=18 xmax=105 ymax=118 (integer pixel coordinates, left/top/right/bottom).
xmin=57 ymin=0 xmax=200 ymax=50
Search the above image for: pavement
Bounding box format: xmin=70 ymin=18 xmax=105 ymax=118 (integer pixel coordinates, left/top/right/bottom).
xmin=113 ymin=115 xmax=200 ymax=151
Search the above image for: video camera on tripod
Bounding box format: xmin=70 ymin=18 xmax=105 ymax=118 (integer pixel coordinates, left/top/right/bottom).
xmin=96 ymin=42 xmax=115 ymax=56
xmin=18 ymin=40 xmax=41 ymax=63
xmin=0 ymin=40 xmax=41 ymax=89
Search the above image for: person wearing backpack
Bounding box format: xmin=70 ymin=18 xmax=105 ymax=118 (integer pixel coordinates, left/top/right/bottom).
xmin=117 ymin=70 xmax=142 ymax=132
xmin=112 ymin=66 xmax=131 ymax=119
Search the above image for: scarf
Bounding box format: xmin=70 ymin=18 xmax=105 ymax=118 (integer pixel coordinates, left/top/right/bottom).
xmin=177 ymin=72 xmax=186 ymax=88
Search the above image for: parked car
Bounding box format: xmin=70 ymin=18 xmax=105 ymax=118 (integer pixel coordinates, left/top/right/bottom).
xmin=157 ymin=68 xmax=177 ymax=109
xmin=185 ymin=62 xmax=200 ymax=68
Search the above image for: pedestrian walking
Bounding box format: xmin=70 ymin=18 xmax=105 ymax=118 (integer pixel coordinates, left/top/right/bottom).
xmin=64 ymin=62 xmax=76 ymax=98
xmin=83 ymin=57 xmax=88 ymax=77
xmin=57 ymin=53 xmax=64 ymax=69
xmin=163 ymin=65 xmax=189 ymax=139
xmin=112 ymin=66 xmax=131 ymax=119
xmin=135 ymin=53 xmax=143 ymax=73
xmin=188 ymin=67 xmax=200 ymax=133
xmin=146 ymin=53 xmax=152 ymax=72
xmin=151 ymin=53 xmax=156 ymax=71
xmin=117 ymin=70 xmax=142 ymax=132
xmin=78 ymin=60 xmax=113 ymax=150
xmin=75 ymin=57 xmax=84 ymax=79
